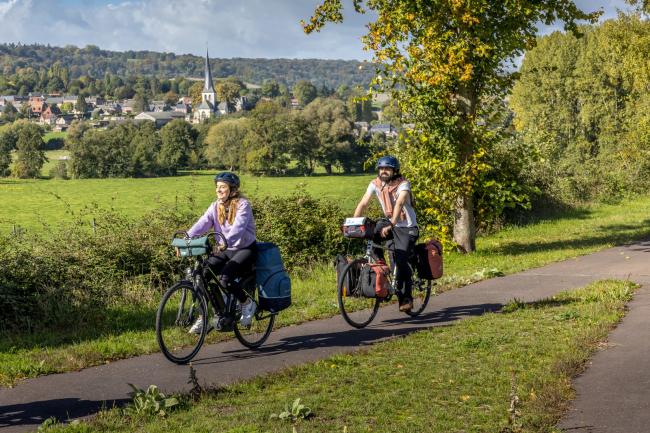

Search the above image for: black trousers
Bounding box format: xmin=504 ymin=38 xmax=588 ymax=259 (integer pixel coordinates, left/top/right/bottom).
xmin=204 ymin=243 xmax=257 ymax=303
xmin=373 ymin=220 xmax=419 ymax=301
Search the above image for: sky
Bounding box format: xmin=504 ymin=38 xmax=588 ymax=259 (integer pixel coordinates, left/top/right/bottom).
xmin=0 ymin=0 xmax=639 ymax=60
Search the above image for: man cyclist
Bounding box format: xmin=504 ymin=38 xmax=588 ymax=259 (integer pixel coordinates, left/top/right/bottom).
xmin=353 ymin=156 xmax=419 ymax=312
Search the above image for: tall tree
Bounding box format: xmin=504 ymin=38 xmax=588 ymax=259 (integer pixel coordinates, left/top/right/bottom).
xmin=12 ymin=121 xmax=46 ymax=178
xmin=75 ymin=94 xmax=88 ymax=114
xmin=0 ymin=124 xmax=18 ymax=176
xmin=304 ymin=0 xmax=600 ymax=252
xmin=301 ymin=97 xmax=355 ymax=174
xmin=158 ymin=119 xmax=198 ymax=175
xmin=133 ymin=92 xmax=150 ymax=113
xmin=293 ymin=80 xmax=318 ymax=106
xmin=204 ymin=117 xmax=251 ymax=170
xmin=261 ymin=79 xmax=280 ymax=98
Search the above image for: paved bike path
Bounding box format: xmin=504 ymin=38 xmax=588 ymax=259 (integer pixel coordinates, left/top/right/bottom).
xmin=1 ymin=240 xmax=649 ymax=433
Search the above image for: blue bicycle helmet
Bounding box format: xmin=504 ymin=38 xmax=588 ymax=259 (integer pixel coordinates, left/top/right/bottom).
xmin=214 ymin=172 xmax=240 ymax=189
xmin=375 ymin=155 xmax=400 ymax=172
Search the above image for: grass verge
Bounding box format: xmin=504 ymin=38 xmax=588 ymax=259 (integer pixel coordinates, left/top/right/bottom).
xmin=41 ymin=280 xmax=636 ymax=433
xmin=3 ymin=194 xmax=650 ymax=387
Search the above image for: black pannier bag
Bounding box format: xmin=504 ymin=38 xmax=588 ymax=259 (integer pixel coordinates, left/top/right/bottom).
xmin=335 ymin=254 xmax=353 ymax=296
xmin=342 ymin=217 xmax=376 ymax=239
xmin=359 ymin=264 xmax=377 ymax=298
xmin=412 ymin=243 xmax=433 ymax=280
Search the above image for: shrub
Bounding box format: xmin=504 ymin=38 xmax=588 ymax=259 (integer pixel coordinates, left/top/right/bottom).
xmin=0 ymin=191 xmax=352 ymax=333
xmin=48 ymin=160 xmax=69 ymax=179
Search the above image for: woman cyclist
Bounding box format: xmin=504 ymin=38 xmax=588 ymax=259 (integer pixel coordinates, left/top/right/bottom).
xmin=186 ymin=172 xmax=258 ymax=331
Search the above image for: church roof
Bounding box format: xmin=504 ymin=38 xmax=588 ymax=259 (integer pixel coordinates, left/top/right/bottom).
xmin=197 ymin=100 xmax=214 ymax=110
xmin=203 ymin=49 xmax=216 ymax=93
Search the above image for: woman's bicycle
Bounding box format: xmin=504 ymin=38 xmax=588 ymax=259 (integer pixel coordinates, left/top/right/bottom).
xmin=155 ymin=231 xmax=275 ymax=364
xmin=337 ymin=218 xmax=433 ymax=329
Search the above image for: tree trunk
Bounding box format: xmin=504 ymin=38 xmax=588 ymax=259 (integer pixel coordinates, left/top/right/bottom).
xmin=454 ymin=83 xmax=478 ymax=253
xmin=324 ymin=163 xmax=332 ymax=175
xmin=453 ymin=194 xmax=476 ymax=253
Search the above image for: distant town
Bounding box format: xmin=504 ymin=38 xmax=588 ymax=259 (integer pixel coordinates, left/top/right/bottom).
xmin=0 ymin=50 xmax=398 ymax=137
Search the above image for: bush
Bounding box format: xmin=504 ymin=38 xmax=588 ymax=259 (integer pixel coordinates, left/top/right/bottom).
xmin=0 ymin=191 xmax=351 ymax=333
xmin=48 ymin=160 xmax=69 ymax=179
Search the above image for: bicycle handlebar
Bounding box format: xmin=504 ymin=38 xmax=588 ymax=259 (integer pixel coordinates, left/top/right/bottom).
xmin=172 ymin=231 xmax=229 ymax=251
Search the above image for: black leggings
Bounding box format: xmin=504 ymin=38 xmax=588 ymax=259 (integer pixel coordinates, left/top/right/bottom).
xmin=372 ymin=220 xmax=419 ymax=301
xmin=204 ymin=243 xmax=257 ymax=303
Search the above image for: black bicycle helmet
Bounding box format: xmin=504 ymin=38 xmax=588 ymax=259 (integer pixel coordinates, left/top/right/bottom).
xmin=375 ymin=155 xmax=400 ymax=172
xmin=214 ymin=172 xmax=240 ymax=189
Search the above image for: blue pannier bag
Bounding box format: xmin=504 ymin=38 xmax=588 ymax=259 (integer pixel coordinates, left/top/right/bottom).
xmin=255 ymin=242 xmax=291 ymax=313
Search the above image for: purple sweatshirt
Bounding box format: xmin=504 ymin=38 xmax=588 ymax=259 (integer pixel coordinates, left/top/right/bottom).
xmin=187 ymin=198 xmax=256 ymax=250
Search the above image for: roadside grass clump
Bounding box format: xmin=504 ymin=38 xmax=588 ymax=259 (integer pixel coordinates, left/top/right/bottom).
xmin=41 ymin=280 xmax=635 ymax=433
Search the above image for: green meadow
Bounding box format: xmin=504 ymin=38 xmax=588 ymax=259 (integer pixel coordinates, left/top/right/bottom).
xmin=1 ymin=172 xmax=373 ymax=233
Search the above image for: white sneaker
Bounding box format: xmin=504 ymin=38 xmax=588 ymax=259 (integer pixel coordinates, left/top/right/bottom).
xmin=239 ymin=299 xmax=257 ymax=328
xmin=188 ymin=316 xmax=213 ymax=334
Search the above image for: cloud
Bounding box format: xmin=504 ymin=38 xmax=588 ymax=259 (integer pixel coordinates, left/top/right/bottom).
xmin=0 ymin=0 xmax=373 ymax=59
xmin=0 ymin=0 xmax=635 ymax=60
xmin=0 ymin=0 xmax=20 ymax=17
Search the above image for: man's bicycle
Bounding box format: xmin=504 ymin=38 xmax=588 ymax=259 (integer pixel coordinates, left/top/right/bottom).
xmin=155 ymin=231 xmax=275 ymax=364
xmin=337 ymin=219 xmax=433 ymax=328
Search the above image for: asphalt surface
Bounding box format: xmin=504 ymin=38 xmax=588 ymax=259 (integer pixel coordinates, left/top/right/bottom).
xmin=1 ymin=240 xmax=649 ymax=433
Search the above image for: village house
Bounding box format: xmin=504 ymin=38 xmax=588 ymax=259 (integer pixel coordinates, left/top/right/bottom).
xmin=174 ymin=102 xmax=191 ymax=114
xmin=368 ymin=123 xmax=398 ymax=138
xmin=150 ymin=100 xmax=170 ymax=112
xmin=39 ymin=104 xmax=62 ymax=126
xmin=29 ymin=95 xmax=46 ymax=117
xmin=54 ymin=114 xmax=74 ymax=131
xmin=135 ymin=111 xmax=186 ymax=128
xmin=121 ymin=99 xmax=136 ymax=114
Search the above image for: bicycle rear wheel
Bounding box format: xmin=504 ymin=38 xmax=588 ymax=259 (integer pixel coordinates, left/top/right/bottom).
xmin=406 ymin=271 xmax=432 ymax=317
xmin=337 ymin=259 xmax=380 ymax=328
xmin=156 ymin=281 xmax=208 ymax=364
xmin=233 ymin=276 xmax=275 ymax=349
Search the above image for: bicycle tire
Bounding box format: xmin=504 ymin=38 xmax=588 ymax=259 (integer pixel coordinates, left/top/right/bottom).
xmin=406 ymin=270 xmax=432 ymax=317
xmin=233 ymin=276 xmax=275 ymax=349
xmin=156 ymin=281 xmax=208 ymax=364
xmin=337 ymin=259 xmax=380 ymax=329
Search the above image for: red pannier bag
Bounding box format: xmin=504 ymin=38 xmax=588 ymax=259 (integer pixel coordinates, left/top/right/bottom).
xmin=414 ymin=239 xmax=443 ymax=280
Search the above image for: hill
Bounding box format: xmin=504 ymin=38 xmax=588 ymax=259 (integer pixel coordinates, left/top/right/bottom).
xmin=0 ymin=43 xmax=375 ymax=90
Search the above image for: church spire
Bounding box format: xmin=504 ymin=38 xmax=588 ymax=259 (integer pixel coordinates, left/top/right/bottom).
xmin=203 ymin=48 xmax=215 ymax=92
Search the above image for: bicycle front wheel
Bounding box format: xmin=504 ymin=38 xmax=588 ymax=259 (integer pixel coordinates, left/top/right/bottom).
xmin=338 ymin=259 xmax=380 ymax=329
xmin=233 ymin=277 xmax=275 ymax=349
xmin=156 ymin=281 xmax=208 ymax=364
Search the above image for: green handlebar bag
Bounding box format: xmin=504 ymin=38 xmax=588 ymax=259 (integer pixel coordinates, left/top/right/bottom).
xmin=171 ymin=236 xmax=209 ymax=257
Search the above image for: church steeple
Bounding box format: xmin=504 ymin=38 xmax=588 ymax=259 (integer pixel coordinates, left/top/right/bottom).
xmin=203 ymin=49 xmax=215 ymax=93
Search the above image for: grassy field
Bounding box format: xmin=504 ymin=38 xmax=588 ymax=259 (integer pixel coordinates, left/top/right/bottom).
xmin=0 ymin=171 xmax=373 ymax=233
xmin=42 ymin=280 xmax=635 ymax=433
xmin=2 ymin=193 xmax=650 ymax=387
